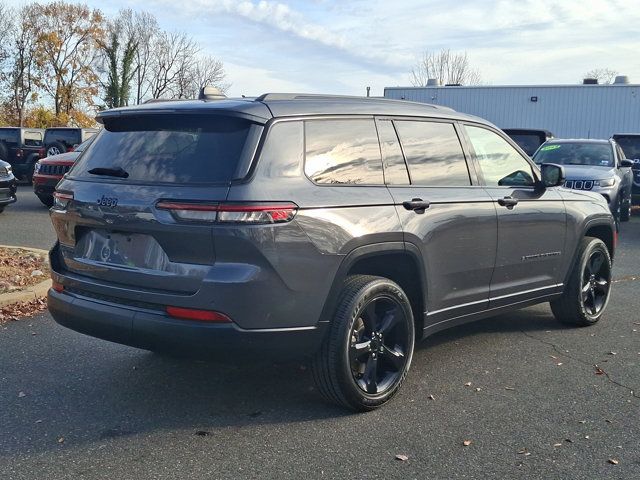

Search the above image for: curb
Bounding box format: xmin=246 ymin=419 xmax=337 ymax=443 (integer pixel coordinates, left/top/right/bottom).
xmin=0 ymin=245 xmax=52 ymax=307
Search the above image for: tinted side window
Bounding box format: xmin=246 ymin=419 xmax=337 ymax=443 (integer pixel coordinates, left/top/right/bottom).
xmin=376 ymin=120 xmax=409 ymax=185
xmin=394 ymin=121 xmax=470 ymax=186
xmin=305 ymin=119 xmax=383 ymax=185
xmin=466 ymin=126 xmax=535 ymax=187
xmin=0 ymin=129 xmax=19 ymax=146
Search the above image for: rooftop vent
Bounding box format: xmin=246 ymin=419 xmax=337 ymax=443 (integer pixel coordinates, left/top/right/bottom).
xmin=583 ymin=78 xmax=598 ymax=85
xmin=199 ymin=86 xmax=227 ymax=100
xmin=614 ymin=75 xmax=630 ymax=85
xmin=426 ymin=78 xmax=441 ymax=86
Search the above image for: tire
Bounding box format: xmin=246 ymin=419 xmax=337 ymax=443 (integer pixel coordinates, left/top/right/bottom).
xmin=620 ymin=196 xmax=631 ymax=222
xmin=37 ymin=194 xmax=54 ymax=208
xmin=311 ymin=275 xmax=415 ymax=411
xmin=550 ymin=237 xmax=612 ymax=326
xmin=46 ymin=142 xmax=66 ymax=157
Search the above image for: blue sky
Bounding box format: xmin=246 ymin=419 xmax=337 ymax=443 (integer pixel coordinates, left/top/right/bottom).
xmin=8 ymin=0 xmax=640 ymax=96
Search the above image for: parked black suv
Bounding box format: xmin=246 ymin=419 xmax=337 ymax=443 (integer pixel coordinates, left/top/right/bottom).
xmin=44 ymin=127 xmax=98 ymax=157
xmin=502 ymin=128 xmax=554 ymax=156
xmin=48 ymin=93 xmax=616 ymax=411
xmin=611 ymin=134 xmax=640 ymax=205
xmin=0 ymin=127 xmax=45 ymax=181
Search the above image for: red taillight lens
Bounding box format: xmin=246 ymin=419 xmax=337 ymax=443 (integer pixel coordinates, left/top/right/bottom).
xmin=166 ymin=306 xmax=232 ymax=323
xmin=38 ymin=148 xmax=45 ymax=157
xmin=52 ymin=191 xmax=73 ymax=210
xmin=16 ymin=148 xmax=23 ymax=158
xmin=52 ymin=280 xmax=64 ymax=293
xmin=156 ymin=202 xmax=298 ymax=224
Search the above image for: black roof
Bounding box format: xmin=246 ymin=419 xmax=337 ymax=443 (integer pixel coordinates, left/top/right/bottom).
xmin=96 ymin=93 xmax=486 ymax=125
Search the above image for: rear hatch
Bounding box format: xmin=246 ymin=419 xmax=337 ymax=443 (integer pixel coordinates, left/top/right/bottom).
xmin=50 ymin=112 xmax=264 ymax=294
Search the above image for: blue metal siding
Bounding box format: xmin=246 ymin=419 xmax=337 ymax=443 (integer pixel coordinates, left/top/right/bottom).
xmin=384 ymin=85 xmax=640 ymax=139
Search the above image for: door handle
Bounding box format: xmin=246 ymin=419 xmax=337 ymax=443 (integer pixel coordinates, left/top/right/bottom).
xmin=403 ymin=198 xmax=430 ymax=213
xmin=497 ymin=196 xmax=519 ymax=209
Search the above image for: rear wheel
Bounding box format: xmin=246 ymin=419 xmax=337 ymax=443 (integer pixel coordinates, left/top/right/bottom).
xmin=37 ymin=194 xmax=54 ymax=208
xmin=550 ymin=237 xmax=612 ymax=326
xmin=620 ymin=195 xmax=631 ymax=222
xmin=46 ymin=142 xmax=65 ymax=157
xmin=312 ymin=275 xmax=415 ymax=411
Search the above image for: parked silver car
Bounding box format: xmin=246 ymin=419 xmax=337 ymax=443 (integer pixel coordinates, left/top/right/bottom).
xmin=533 ymin=139 xmax=634 ymax=222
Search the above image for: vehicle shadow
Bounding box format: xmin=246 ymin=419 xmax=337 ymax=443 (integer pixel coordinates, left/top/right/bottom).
xmin=1 ymin=306 xmax=565 ymax=456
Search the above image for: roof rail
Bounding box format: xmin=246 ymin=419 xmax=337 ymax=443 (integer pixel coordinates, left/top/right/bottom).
xmin=254 ymin=92 xmax=454 ymax=111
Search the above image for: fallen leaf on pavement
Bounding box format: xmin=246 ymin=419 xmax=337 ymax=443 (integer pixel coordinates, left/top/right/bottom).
xmin=18 ymin=391 xmax=26 ymax=398
xmin=553 ymin=443 xmax=562 ymax=447
xmin=395 ymin=454 xmax=409 ymax=461
xmin=505 ymin=387 xmax=515 ymax=391
xmin=428 ymin=394 xmax=435 ymax=400
xmin=608 ymin=458 xmax=619 ymax=465
xmin=595 ymin=366 xmax=605 ymax=375
xmin=608 ymin=352 xmax=617 ymax=355
xmin=58 ymin=437 xmax=65 ymax=444
xmin=464 ymin=382 xmax=472 ymax=387
xmin=463 ymin=440 xmax=472 ymax=446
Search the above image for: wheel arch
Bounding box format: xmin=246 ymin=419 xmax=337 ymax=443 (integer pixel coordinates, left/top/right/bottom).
xmin=318 ymin=242 xmax=427 ymax=337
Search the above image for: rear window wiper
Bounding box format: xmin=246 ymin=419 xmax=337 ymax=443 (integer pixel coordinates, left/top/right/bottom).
xmin=87 ymin=167 xmax=129 ymax=178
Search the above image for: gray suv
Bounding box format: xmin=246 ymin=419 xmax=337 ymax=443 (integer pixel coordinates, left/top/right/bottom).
xmin=532 ymin=139 xmax=634 ymax=223
xmin=48 ymin=93 xmax=616 ymax=411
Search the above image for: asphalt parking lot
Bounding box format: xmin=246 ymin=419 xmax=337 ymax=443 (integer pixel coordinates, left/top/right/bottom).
xmin=1 ymin=186 xmax=639 ymax=479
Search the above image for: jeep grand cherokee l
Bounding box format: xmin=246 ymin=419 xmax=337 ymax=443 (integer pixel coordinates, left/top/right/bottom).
xmin=48 ymin=93 xmax=616 ymax=411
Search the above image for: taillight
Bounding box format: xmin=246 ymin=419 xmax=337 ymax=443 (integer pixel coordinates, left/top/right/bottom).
xmin=156 ymin=202 xmax=298 ymax=224
xmin=52 ymin=280 xmax=64 ymax=293
xmin=38 ymin=147 xmax=45 ymax=157
xmin=52 ymin=191 xmax=73 ymax=210
xmin=166 ymin=306 xmax=232 ymax=323
xmin=16 ymin=148 xmax=23 ymax=158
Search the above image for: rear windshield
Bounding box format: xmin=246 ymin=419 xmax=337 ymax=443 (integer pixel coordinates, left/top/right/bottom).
xmin=533 ymin=143 xmax=613 ymax=167
xmin=614 ymin=136 xmax=640 ymax=160
xmin=72 ymin=115 xmax=257 ymax=184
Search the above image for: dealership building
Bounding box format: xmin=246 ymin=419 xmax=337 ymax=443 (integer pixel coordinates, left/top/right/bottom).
xmin=383 ymin=78 xmax=640 ymax=139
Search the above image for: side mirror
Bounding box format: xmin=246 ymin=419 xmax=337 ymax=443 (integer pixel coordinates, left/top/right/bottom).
xmin=620 ymin=159 xmax=634 ymax=168
xmin=540 ymin=163 xmax=565 ymax=188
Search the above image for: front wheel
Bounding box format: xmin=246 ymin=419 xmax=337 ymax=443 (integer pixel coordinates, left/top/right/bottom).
xmin=620 ymin=195 xmax=631 ymax=222
xmin=311 ymin=275 xmax=415 ymax=411
xmin=550 ymin=237 xmax=612 ymax=326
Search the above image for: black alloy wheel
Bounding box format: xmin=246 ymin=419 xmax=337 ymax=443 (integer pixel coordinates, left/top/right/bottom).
xmin=349 ymin=296 xmax=410 ymax=395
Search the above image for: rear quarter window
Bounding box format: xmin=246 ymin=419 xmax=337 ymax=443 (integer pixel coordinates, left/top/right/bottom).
xmin=71 ymin=115 xmax=259 ymax=184
xmin=0 ymin=129 xmax=19 ymax=145
xmin=304 ymin=119 xmax=383 ymax=185
xmin=23 ymin=131 xmax=43 ymax=147
xmin=45 ymin=129 xmax=81 ymax=146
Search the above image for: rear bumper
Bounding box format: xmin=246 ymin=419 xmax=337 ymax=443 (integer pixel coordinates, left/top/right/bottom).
xmin=48 ymin=288 xmax=327 ymax=359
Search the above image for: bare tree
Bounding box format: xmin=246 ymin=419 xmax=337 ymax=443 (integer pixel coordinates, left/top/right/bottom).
xmin=119 ymin=9 xmax=159 ymax=104
xmin=583 ymin=68 xmax=619 ymax=84
xmin=177 ymin=55 xmax=229 ymax=99
xmin=411 ymin=49 xmax=481 ymax=86
xmin=147 ymin=31 xmax=198 ymax=100
xmin=0 ymin=5 xmax=39 ymax=126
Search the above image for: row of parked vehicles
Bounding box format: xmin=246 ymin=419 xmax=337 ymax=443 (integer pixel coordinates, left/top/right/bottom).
xmin=0 ymin=127 xmax=97 ymax=210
